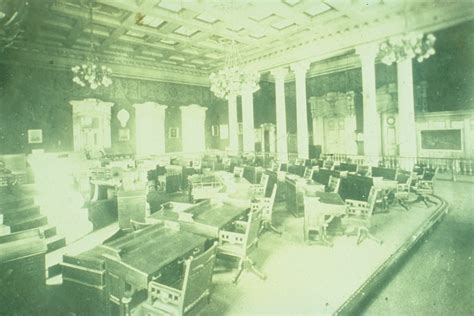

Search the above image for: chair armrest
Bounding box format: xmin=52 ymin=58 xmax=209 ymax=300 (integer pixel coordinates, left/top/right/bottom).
xmin=219 ymin=230 xmax=245 ymax=245
xmin=233 ymin=220 xmax=248 ymax=232
xmin=252 ymin=197 xmax=271 ymax=204
xmin=345 ymin=199 xmax=368 ymax=208
xmin=148 ymin=281 xmax=182 ymax=304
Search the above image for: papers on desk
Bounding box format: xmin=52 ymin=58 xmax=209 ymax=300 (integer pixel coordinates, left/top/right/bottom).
xmin=177 ymin=212 xmax=194 ymax=222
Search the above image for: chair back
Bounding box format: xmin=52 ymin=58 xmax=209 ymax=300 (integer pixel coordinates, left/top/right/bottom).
xmin=322 ymin=160 xmax=334 ymax=170
xmin=303 ymin=167 xmax=316 ymax=180
xmin=147 ymin=242 xmax=217 ymax=315
xmin=261 ymin=184 xmax=277 ymax=222
xmin=357 ymin=165 xmax=371 ymax=177
xmin=192 ymin=159 xmax=202 ymax=171
xmin=233 ymin=166 xmax=244 ymax=178
xmin=260 ymin=173 xmax=269 ymax=189
xmin=181 ymin=242 xmax=218 ymax=314
xmin=327 ymin=176 xmax=340 ymax=193
xmin=244 ymin=208 xmax=263 ymax=250
xmin=365 ymin=186 xmax=380 ymax=217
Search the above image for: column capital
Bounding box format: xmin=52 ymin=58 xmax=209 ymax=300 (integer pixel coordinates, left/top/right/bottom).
xmin=290 ymin=61 xmax=310 ymax=76
xmin=356 ymin=43 xmax=379 ymax=64
xmin=179 ymin=104 xmax=208 ymax=112
xmin=133 ymin=102 xmax=167 ymax=111
xmin=270 ymin=68 xmax=288 ymax=81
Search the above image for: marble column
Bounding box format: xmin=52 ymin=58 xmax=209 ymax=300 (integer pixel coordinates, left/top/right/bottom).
xmin=241 ymin=84 xmax=255 ymax=153
xmin=180 ymin=104 xmax=207 ymax=154
xmin=397 ymin=58 xmax=417 ymax=170
xmin=227 ymin=93 xmax=239 ymax=154
xmin=271 ymin=68 xmax=289 ymax=162
xmin=291 ymin=61 xmax=310 ymax=160
xmin=133 ymin=102 xmax=167 ymax=157
xmin=357 ymin=44 xmax=381 ymax=166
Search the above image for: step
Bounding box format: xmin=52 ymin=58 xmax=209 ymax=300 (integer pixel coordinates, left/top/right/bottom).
xmin=9 ymin=215 xmax=49 ymax=233
xmin=40 ymin=225 xmax=57 ymax=239
xmin=0 ymin=224 xmax=10 ymax=236
xmin=2 ymin=205 xmax=41 ymax=222
xmin=0 ymin=196 xmax=35 ymax=212
xmin=46 ymin=235 xmax=67 ymax=253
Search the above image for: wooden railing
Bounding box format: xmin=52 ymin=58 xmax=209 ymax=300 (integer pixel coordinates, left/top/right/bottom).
xmin=324 ymin=153 xmax=474 ymax=181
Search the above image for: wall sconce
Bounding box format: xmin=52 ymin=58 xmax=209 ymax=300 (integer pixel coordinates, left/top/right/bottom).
xmin=355 ymin=131 xmax=364 ymax=142
xmin=117 ymin=109 xmax=130 ymax=128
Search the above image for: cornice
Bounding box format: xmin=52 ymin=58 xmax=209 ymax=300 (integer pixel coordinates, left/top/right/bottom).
xmin=242 ymin=2 xmax=474 ymax=75
xmin=1 ymin=45 xmax=211 ymax=87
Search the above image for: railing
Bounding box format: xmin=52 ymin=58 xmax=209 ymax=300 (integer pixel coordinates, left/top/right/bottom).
xmin=324 ymin=153 xmax=474 ymax=181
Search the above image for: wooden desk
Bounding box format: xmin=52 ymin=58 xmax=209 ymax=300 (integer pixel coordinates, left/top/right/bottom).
xmin=304 ymin=192 xmax=346 ymax=246
xmin=286 ymin=174 xmax=325 ymax=217
xmin=102 ymin=224 xmax=207 ymax=312
xmin=150 ymin=200 xmax=248 ymax=238
xmin=62 ymin=223 xmax=207 ymax=315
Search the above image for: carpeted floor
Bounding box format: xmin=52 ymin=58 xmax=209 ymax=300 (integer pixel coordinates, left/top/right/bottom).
xmin=363 ymin=180 xmax=474 ymax=316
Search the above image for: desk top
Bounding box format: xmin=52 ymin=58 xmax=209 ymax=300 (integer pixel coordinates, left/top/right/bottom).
xmin=102 ymin=224 xmax=206 ymax=289
xmin=150 ymin=200 xmax=247 ymax=234
xmin=308 ymin=191 xmax=345 ymax=205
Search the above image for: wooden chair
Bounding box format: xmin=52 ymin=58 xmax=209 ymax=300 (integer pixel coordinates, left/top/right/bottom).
xmin=233 ymin=166 xmax=244 ymax=178
xmin=250 ymin=173 xmax=269 ymax=198
xmin=394 ymin=170 xmax=413 ymax=211
xmin=303 ymin=166 xmax=318 ymax=181
xmin=327 ymin=175 xmax=340 ymax=193
xmin=413 ymin=167 xmax=437 ymax=207
xmin=217 ymin=208 xmax=266 ymax=284
xmin=322 ymin=160 xmax=334 ymax=170
xmin=192 ymin=159 xmax=202 ymax=173
xmin=356 ymin=165 xmax=371 ymax=177
xmin=344 ymin=187 xmax=383 ymax=245
xmin=140 ymin=242 xmax=218 ymax=316
xmin=252 ymin=184 xmax=281 ymax=236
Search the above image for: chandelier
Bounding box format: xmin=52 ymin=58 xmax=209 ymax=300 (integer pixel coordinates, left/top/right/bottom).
xmin=72 ymin=2 xmax=112 ymax=89
xmin=378 ymin=32 xmax=436 ymax=65
xmin=209 ymin=40 xmax=260 ymax=100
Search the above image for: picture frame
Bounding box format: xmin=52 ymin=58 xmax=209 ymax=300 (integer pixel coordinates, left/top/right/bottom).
xmin=420 ymin=129 xmax=463 ymax=151
xmin=169 ymin=127 xmax=180 ymax=139
xmin=211 ymin=125 xmax=220 ymax=137
xmin=28 ymin=129 xmax=43 ymax=144
xmin=118 ymin=128 xmax=130 ymax=141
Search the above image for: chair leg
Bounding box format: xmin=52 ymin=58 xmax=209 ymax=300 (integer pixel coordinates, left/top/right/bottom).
xmin=268 ymin=223 xmax=283 ymax=236
xmin=247 ymin=258 xmax=266 ymax=280
xmin=233 ymin=259 xmax=245 ymax=284
xmin=397 ymin=199 xmax=409 ymax=211
xmin=367 ymin=232 xmax=383 ymax=245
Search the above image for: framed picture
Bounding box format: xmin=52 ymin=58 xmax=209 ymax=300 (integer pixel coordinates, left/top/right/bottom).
xmin=28 ymin=129 xmax=43 ymax=144
xmin=118 ymin=128 xmax=130 ymax=141
xmin=211 ymin=125 xmax=220 ymax=137
xmin=169 ymin=127 xmax=180 ymax=139
xmin=420 ymin=129 xmax=462 ymax=151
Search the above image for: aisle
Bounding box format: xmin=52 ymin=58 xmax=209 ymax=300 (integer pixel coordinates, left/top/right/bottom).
xmin=364 ymin=180 xmax=474 ymax=315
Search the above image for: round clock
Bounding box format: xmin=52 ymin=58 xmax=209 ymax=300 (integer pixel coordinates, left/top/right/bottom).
xmin=386 ymin=116 xmax=395 ymax=125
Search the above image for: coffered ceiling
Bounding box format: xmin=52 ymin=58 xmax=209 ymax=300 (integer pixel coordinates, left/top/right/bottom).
xmin=2 ymin=0 xmax=474 ymax=85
